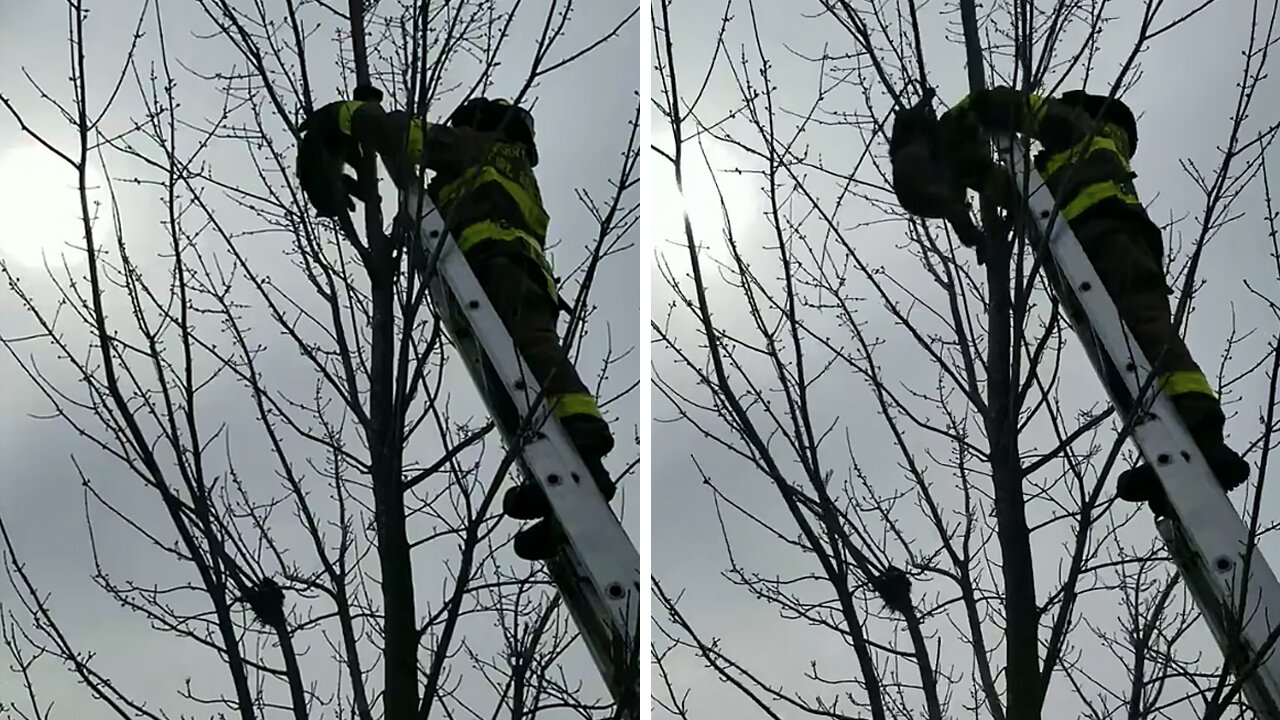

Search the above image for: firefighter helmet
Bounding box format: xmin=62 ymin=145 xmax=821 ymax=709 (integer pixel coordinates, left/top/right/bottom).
xmin=352 ymin=83 xmax=383 ymax=103
xmin=1059 ymin=90 xmax=1138 ymax=157
xmin=447 ymin=97 xmax=538 ymax=167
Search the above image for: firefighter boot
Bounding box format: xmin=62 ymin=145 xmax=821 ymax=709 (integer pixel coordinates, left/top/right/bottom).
xmin=1116 ymin=393 xmax=1250 ymax=514
xmin=504 ymin=415 xmax=615 ymax=518
xmin=561 ymin=414 xmax=617 ymax=498
xmin=508 ymin=415 xmax=616 ymax=561
xmin=511 ymin=520 xmax=564 ymax=562
xmin=1175 ymin=393 xmax=1250 ymax=491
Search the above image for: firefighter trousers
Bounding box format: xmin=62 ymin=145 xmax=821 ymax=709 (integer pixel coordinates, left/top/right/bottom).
xmin=1073 ymin=217 xmax=1221 ymax=434
xmin=468 ymin=250 xmax=615 ymax=461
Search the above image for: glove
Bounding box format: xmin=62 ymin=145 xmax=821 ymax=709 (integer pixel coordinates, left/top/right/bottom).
xmin=377 ymin=110 xmax=426 ymax=191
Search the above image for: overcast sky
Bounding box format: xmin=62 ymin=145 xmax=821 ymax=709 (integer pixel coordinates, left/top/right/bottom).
xmin=5 ymin=1 xmax=1280 ymax=718
xmin=0 ymin=1 xmax=638 ymax=717
xmin=651 ymin=1 xmax=1279 ymax=718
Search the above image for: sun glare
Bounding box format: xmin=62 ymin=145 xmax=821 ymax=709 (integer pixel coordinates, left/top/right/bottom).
xmin=0 ymin=142 xmax=110 ymax=270
xmin=657 ymin=137 xmax=757 ymax=260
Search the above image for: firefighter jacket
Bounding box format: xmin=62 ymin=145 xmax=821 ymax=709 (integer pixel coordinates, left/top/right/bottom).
xmin=937 ymin=87 xmax=1158 ymax=237
xmin=301 ymin=99 xmax=556 ymax=300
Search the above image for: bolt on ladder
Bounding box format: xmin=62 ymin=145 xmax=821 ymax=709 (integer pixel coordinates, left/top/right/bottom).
xmin=399 ymin=186 xmax=641 ymax=717
xmin=992 ymin=133 xmax=1280 ymax=717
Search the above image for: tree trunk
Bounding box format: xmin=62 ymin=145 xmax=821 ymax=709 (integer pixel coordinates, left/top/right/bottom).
xmin=957 ymin=2 xmax=1041 ymax=717
xmin=346 ymin=3 xmax=419 ymax=718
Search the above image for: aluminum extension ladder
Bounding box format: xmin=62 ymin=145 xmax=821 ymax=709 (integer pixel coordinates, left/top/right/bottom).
xmin=400 ymin=186 xmax=640 ymax=717
xmin=994 ymin=134 xmax=1280 ymax=716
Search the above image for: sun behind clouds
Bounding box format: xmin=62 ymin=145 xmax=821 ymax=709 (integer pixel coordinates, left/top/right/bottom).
xmin=0 ymin=141 xmax=111 ymax=270
xmin=655 ymin=135 xmax=759 ymax=261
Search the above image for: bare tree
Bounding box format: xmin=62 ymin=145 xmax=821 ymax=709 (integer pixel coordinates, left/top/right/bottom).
xmin=0 ymin=1 xmax=638 ymax=718
xmin=651 ymin=1 xmax=1280 ymax=718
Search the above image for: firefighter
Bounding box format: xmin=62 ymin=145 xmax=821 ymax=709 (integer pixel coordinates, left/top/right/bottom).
xmin=889 ymin=86 xmax=1250 ymax=511
xmin=296 ymin=88 xmax=616 ymax=559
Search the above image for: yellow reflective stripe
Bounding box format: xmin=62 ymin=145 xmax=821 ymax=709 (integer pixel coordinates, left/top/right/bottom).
xmin=946 ymin=96 xmax=975 ymax=129
xmin=337 ymin=101 xmax=366 ymax=136
xmin=1102 ymin=123 xmax=1131 ymax=158
xmin=1060 ymin=181 xmax=1140 ymax=219
xmin=457 ymin=220 xmax=558 ymax=299
xmin=437 ymin=166 xmax=549 ymax=237
xmin=1026 ymin=93 xmax=1049 ymax=131
xmin=952 ymin=91 xmax=1045 ymax=134
xmin=457 ymin=219 xmax=543 ymax=256
xmin=1043 ymin=136 xmax=1124 ymax=178
xmin=406 ymin=120 xmax=425 ymax=164
xmin=1160 ymin=371 xmax=1215 ymax=398
xmin=549 ymin=392 xmax=602 ymax=420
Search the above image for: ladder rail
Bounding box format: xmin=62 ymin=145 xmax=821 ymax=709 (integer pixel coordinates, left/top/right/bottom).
xmin=401 ymin=187 xmax=640 ymax=715
xmin=994 ymin=134 xmax=1280 ymax=716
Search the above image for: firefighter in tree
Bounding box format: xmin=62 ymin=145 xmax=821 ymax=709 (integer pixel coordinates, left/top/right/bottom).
xmin=296 ymin=86 xmax=615 ymax=559
xmin=889 ymin=86 xmax=1250 ymax=512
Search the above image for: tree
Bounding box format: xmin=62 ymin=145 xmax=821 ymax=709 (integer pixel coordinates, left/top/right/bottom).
xmin=651 ymin=0 xmax=1280 ymax=718
xmin=0 ymin=1 xmax=638 ymax=718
